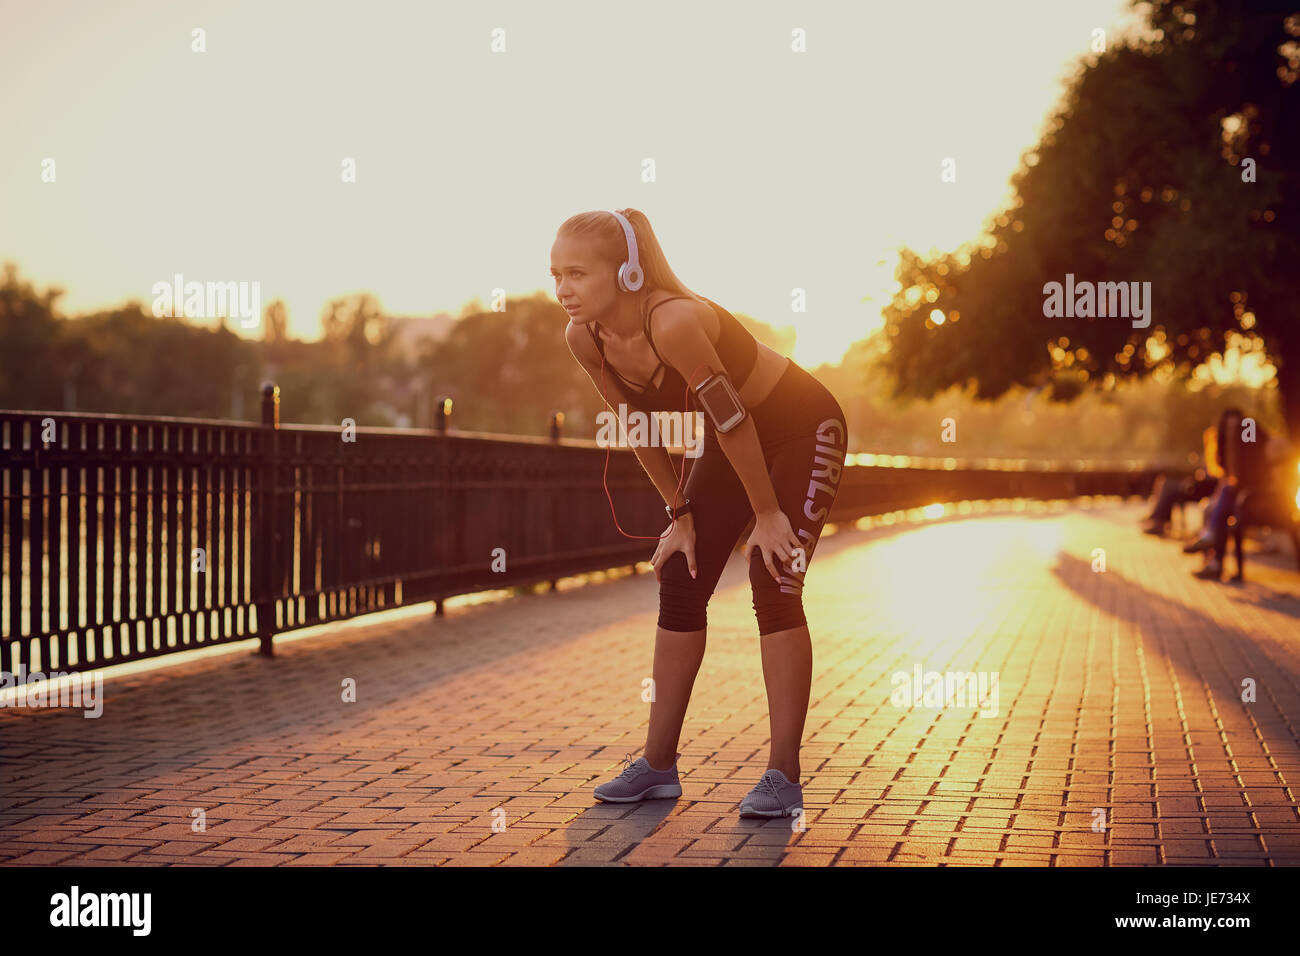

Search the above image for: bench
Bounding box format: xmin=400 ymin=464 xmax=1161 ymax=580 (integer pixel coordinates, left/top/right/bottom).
xmin=1224 ymin=453 xmax=1300 ymax=581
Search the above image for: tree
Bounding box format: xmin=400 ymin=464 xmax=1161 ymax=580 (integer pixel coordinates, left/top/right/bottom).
xmin=263 ymin=299 xmax=289 ymax=343
xmin=0 ymin=262 xmax=65 ymax=409
xmin=321 ymin=292 xmax=388 ymax=351
xmin=880 ymin=0 xmax=1300 ymax=433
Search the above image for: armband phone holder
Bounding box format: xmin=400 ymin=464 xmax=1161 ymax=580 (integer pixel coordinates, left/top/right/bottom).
xmin=694 ymin=367 xmax=747 ymax=433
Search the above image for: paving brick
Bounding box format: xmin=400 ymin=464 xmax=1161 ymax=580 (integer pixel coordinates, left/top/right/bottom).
xmin=3 ymin=503 xmax=1298 ymax=868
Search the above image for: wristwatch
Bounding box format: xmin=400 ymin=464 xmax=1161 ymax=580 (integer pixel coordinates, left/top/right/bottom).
xmin=665 ymin=497 xmax=692 ymax=520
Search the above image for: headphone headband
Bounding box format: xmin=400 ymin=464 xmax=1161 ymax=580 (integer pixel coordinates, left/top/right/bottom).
xmin=608 ymin=209 xmax=644 ymax=292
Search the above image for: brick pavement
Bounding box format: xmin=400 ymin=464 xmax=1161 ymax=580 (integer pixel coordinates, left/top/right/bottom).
xmin=2 ymin=500 xmax=1299 ymax=866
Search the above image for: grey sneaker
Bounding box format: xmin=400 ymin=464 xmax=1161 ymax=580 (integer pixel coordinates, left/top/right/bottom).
xmin=739 ymin=769 xmax=803 ymax=818
xmin=593 ymin=752 xmax=683 ymax=803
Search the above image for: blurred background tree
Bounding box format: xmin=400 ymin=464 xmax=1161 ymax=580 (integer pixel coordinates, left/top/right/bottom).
xmin=0 ymin=258 xmax=1279 ymax=465
xmin=879 ymin=0 xmax=1300 ymax=434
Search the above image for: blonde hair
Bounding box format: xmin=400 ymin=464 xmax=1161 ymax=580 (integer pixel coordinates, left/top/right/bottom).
xmin=555 ymin=208 xmax=706 ymax=308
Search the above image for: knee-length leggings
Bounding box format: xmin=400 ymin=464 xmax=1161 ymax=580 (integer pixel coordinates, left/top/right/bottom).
xmin=658 ymin=359 xmax=848 ymax=636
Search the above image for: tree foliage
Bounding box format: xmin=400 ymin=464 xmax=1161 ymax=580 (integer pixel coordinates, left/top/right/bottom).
xmin=880 ymin=0 xmax=1300 ymax=432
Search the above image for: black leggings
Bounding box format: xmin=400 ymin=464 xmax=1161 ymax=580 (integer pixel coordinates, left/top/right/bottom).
xmin=658 ymin=359 xmax=848 ymax=636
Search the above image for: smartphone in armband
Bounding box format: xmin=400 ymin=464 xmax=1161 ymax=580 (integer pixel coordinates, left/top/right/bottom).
xmin=694 ymin=368 xmax=747 ymax=433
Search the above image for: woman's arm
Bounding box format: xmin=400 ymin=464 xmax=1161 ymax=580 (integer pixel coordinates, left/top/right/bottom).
xmin=712 ymin=417 xmax=779 ymax=514
xmin=628 ymin=443 xmax=693 ymax=510
xmin=565 ymin=321 xmax=691 ymax=509
xmin=648 ymin=302 xmax=780 ymax=516
xmin=648 ymin=302 xmax=800 ymax=581
xmin=1203 ymin=426 xmax=1224 ymax=478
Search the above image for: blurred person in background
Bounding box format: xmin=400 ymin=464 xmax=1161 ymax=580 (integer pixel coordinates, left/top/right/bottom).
xmin=1183 ymin=408 xmax=1293 ymax=580
xmin=1141 ymin=424 xmax=1222 ymax=536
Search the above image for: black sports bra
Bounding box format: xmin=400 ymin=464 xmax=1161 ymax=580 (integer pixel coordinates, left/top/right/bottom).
xmin=587 ymin=294 xmax=758 ymax=412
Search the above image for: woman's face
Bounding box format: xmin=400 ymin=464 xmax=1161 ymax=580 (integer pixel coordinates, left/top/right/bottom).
xmin=550 ymin=236 xmax=614 ymax=323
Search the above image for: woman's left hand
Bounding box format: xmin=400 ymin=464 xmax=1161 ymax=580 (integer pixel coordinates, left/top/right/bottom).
xmin=746 ymin=509 xmax=803 ymax=584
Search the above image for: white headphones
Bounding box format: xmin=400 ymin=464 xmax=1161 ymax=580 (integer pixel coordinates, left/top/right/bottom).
xmin=608 ymin=209 xmax=644 ymax=292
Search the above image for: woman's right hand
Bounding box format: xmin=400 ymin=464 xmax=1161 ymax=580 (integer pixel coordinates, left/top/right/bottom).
xmin=651 ymin=513 xmax=697 ymax=582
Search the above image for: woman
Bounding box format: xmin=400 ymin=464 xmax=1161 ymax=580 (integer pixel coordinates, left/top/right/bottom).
xmin=552 ymin=208 xmax=849 ymax=818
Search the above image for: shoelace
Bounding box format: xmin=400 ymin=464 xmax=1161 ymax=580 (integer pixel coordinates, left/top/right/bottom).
xmin=617 ymin=752 xmax=642 ymax=779
xmin=754 ymin=773 xmax=782 ymax=798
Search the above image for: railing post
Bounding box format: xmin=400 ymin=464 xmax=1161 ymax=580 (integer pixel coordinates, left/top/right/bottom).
xmin=549 ymin=411 xmax=564 ymax=590
xmin=435 ymin=396 xmax=451 ymax=435
xmin=434 ymin=396 xmax=451 ymax=616
xmin=256 ymin=382 xmax=280 ymax=655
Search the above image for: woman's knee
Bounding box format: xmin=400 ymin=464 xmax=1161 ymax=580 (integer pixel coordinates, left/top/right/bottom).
xmin=658 ymin=583 xmax=710 ymax=631
xmin=657 ymin=552 xmax=714 ymax=632
xmin=748 ymin=559 xmax=808 ymax=635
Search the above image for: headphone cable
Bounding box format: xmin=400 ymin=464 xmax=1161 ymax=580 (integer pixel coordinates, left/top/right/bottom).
xmin=597 ymin=346 xmax=713 ymax=540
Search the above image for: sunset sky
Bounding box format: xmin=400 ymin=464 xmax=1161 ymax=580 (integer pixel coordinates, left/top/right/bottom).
xmin=2 ymin=0 xmax=1144 ymax=367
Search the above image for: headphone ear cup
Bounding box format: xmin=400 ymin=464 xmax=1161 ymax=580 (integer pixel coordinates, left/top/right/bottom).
xmin=618 ymin=262 xmax=643 ymax=292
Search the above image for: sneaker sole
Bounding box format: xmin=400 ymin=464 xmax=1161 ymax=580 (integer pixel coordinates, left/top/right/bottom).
xmin=593 ymin=783 xmax=682 ymax=803
xmin=739 ymin=804 xmax=803 ymax=819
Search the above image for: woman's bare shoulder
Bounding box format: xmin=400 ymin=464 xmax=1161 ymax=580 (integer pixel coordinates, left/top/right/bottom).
xmin=645 ymin=292 xmax=717 ymax=344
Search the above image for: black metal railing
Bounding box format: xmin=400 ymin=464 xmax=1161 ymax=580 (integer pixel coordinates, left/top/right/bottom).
xmin=1 ymin=390 xmax=1164 ymax=682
